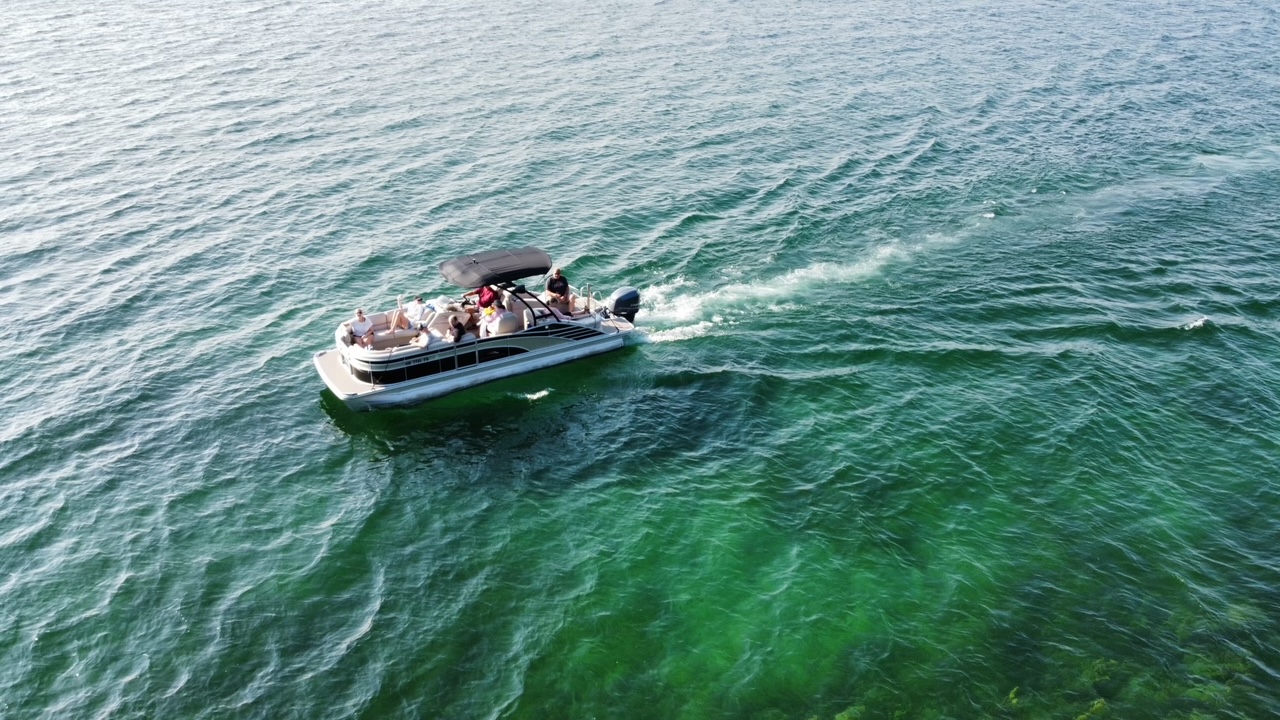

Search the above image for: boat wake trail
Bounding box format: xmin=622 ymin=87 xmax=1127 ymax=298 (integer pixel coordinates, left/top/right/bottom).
xmin=638 ymin=321 xmax=717 ymax=344
xmin=635 ymin=243 xmax=907 ymax=342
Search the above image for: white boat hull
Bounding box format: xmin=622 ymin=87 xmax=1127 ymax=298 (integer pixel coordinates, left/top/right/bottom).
xmin=313 ymin=248 xmax=641 ymax=411
xmin=314 ymin=323 xmax=630 ymax=411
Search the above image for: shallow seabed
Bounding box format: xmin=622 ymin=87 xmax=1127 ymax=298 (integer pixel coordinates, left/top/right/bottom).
xmin=2 ymin=0 xmax=1279 ymax=718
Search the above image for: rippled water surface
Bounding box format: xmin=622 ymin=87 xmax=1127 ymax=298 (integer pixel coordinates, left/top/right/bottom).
xmin=3 ymin=0 xmax=1280 ymax=718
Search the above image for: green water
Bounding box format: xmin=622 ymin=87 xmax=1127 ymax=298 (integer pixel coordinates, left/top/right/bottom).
xmin=3 ymin=0 xmax=1279 ymax=718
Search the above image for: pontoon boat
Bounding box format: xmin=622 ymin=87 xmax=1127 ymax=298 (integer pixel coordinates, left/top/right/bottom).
xmin=313 ymin=247 xmax=641 ymax=410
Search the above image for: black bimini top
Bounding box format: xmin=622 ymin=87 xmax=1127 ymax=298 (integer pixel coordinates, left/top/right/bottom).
xmin=438 ymin=247 xmax=553 ymax=288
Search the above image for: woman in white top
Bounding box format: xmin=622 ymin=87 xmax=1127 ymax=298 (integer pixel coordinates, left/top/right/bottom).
xmin=349 ymin=308 xmax=375 ymax=348
xmin=389 ymin=296 xmax=430 ymax=332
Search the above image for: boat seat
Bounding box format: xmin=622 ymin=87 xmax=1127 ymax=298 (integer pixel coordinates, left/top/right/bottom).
xmin=428 ymin=326 xmax=476 ymax=344
xmin=371 ymin=327 xmax=417 ymax=349
xmin=375 ymin=334 xmax=432 ymax=360
xmin=343 ymin=311 xmax=418 ymax=350
xmin=492 ymin=311 xmax=520 ymax=336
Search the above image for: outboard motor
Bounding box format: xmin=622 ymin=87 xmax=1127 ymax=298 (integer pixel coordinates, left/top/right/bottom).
xmin=607 ymin=286 xmax=641 ymax=323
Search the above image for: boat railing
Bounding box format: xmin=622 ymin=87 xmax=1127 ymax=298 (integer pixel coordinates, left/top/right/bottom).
xmin=497 ymin=281 xmax=583 ymax=328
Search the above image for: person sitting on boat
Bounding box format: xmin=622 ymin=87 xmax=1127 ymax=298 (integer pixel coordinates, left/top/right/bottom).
xmin=479 ymin=301 xmax=516 ymax=337
xmin=477 ymin=304 xmax=495 ymax=337
xmin=384 ymin=296 xmax=428 ymax=333
xmin=349 ymin=308 xmax=375 ymax=349
xmin=461 ymin=285 xmax=498 ymax=331
xmin=463 ymin=284 xmax=498 ymax=309
xmin=448 ymin=314 xmax=467 ymax=342
xmin=545 ymin=267 xmax=573 ymax=311
xmin=403 ymin=296 xmax=433 ymax=329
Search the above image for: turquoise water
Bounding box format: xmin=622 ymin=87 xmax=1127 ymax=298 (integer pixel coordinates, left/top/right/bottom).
xmin=3 ymin=0 xmax=1280 ymax=717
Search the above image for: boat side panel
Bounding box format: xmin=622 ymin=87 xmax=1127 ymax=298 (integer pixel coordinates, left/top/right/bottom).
xmin=347 ymin=334 xmax=628 ymax=409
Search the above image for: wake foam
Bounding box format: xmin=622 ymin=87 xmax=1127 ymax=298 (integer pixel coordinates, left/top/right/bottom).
xmin=639 ymin=321 xmax=717 ymax=344
xmin=1181 ymin=316 xmax=1209 ymax=331
xmin=634 ymin=242 xmax=908 ymax=340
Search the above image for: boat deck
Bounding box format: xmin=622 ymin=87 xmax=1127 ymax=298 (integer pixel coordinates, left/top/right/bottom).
xmin=314 ymin=270 xmax=639 ymax=409
xmin=313 ymin=350 xmax=372 ymax=396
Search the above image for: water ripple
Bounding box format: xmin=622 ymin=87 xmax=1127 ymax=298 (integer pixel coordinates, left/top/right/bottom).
xmin=3 ymin=0 xmax=1280 ymax=717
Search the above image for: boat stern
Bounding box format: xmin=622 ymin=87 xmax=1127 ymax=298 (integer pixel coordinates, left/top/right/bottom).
xmin=313 ymin=349 xmax=374 ymax=410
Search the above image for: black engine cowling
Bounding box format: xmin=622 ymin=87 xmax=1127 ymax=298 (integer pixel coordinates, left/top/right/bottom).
xmin=607 ymin=286 xmax=641 ymax=323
